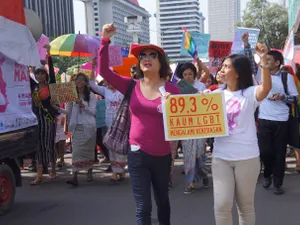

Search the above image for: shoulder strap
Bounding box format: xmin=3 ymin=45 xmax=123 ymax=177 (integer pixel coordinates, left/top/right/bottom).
xmin=124 ymin=80 xmax=136 ymax=100
xmin=281 ymin=72 xmax=289 ymax=95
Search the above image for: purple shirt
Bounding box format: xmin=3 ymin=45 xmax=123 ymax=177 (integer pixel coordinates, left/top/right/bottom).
xmin=99 ymin=39 xmax=181 ymax=156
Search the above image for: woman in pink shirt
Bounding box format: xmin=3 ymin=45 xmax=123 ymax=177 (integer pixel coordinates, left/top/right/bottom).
xmin=100 ymin=24 xmax=181 ymax=225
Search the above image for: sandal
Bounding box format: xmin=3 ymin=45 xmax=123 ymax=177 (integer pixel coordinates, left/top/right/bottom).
xmin=30 ymin=178 xmax=44 ymax=186
xmin=48 ymin=172 xmax=57 ymax=180
xmin=117 ymin=173 xmax=125 ymax=182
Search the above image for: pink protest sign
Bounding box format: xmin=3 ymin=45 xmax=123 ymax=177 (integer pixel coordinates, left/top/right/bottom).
xmin=109 ymin=45 xmax=123 ymax=67
xmin=36 ymin=34 xmax=49 ymax=60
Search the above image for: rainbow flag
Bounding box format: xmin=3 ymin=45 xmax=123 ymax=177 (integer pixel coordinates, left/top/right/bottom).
xmin=182 ymin=27 xmax=197 ymax=58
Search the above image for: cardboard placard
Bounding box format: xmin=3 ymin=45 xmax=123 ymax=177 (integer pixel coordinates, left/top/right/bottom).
xmin=49 ymin=82 xmax=78 ymax=104
xmin=162 ymin=92 xmax=229 ymax=140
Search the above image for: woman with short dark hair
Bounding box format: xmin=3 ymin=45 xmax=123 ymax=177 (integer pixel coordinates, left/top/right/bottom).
xmin=177 ymin=62 xmax=208 ymax=194
xmin=99 ymin=23 xmax=181 ymax=225
xmin=211 ymin=44 xmax=271 ymax=225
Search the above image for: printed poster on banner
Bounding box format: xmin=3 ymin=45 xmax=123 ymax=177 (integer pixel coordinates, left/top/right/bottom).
xmin=49 ymin=82 xmax=78 ymax=104
xmin=162 ymin=92 xmax=229 ymax=141
xmin=209 ymin=41 xmax=233 ymax=74
xmin=0 ymin=54 xmax=37 ymax=134
xmin=180 ymin=32 xmax=210 ymax=59
xmin=109 ymin=45 xmax=123 ymax=67
xmin=231 ymin=27 xmax=260 ymax=54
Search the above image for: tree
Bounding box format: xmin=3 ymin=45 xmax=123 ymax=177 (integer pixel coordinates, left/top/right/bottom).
xmin=237 ymin=0 xmax=288 ymax=49
xmin=52 ymin=56 xmax=89 ymax=74
xmin=48 ymin=37 xmax=89 ymax=74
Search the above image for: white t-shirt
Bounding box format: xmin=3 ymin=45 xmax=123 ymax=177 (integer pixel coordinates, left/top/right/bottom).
xmin=193 ymin=81 xmax=206 ymax=91
xmin=0 ymin=92 xmax=5 ymax=105
xmin=258 ymin=72 xmax=298 ymax=121
xmin=213 ymin=86 xmax=260 ymax=161
xmin=89 ymin=81 xmax=124 ymax=127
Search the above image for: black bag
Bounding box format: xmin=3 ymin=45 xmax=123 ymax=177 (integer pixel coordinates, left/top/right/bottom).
xmin=103 ymin=80 xmax=136 ymax=155
xmin=281 ymin=72 xmax=300 ymax=148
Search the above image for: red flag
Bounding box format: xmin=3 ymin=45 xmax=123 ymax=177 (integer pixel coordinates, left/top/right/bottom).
xmin=0 ymin=0 xmax=25 ymax=24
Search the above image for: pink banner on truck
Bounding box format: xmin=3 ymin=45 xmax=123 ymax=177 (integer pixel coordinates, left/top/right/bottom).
xmin=0 ymin=54 xmax=37 ymax=133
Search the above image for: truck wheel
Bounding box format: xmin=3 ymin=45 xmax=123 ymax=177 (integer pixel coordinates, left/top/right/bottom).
xmin=0 ymin=164 xmax=15 ymax=216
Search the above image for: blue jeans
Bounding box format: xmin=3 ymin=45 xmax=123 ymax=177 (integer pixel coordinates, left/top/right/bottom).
xmin=128 ymin=150 xmax=172 ymax=225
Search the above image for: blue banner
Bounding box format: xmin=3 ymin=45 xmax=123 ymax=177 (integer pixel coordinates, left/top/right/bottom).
xmin=180 ymin=32 xmax=210 ymax=59
xmin=231 ymin=27 xmax=260 ymax=54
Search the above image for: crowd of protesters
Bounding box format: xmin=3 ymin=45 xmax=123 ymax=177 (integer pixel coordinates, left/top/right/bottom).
xmin=25 ymin=24 xmax=300 ymax=225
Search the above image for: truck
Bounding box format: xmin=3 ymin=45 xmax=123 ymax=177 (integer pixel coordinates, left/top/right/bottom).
xmin=0 ymin=1 xmax=42 ymax=215
xmin=0 ymin=54 xmax=39 ymax=216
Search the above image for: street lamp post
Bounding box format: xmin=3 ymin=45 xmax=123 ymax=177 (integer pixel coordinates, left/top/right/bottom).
xmin=125 ymin=16 xmax=144 ymax=43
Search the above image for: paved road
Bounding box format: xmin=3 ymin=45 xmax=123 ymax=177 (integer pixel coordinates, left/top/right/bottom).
xmin=1 ymin=155 xmax=300 ymax=225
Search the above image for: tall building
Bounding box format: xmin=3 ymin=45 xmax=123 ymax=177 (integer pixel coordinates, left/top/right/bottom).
xmin=208 ymin=0 xmax=241 ymax=41
xmin=24 ymin=0 xmax=75 ymax=38
xmin=82 ymin=0 xmax=150 ymax=47
xmin=156 ymin=0 xmax=205 ymax=63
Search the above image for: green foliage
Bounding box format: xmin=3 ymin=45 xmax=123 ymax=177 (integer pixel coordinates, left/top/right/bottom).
xmin=52 ymin=56 xmax=89 ymax=74
xmin=56 ymin=74 xmax=61 ymax=83
xmin=49 ymin=36 xmax=89 ymax=74
xmin=237 ymin=0 xmax=288 ymax=49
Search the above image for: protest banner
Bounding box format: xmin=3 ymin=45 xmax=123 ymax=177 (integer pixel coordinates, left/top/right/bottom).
xmin=49 ymin=82 xmax=78 ymax=104
xmin=162 ymin=92 xmax=229 ymax=141
xmin=113 ymin=56 xmax=138 ymax=77
xmin=180 ymin=32 xmax=210 ymax=59
xmin=231 ymin=27 xmax=260 ymax=54
xmin=109 ymin=45 xmax=123 ymax=67
xmin=36 ymin=34 xmax=49 ymax=61
xmin=0 ymin=54 xmax=37 ymax=134
xmin=209 ymin=41 xmax=232 ymax=74
xmin=176 ymin=79 xmax=198 ymax=94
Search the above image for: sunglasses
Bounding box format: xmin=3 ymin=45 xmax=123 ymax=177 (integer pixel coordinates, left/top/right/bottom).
xmin=138 ymin=52 xmax=158 ymax=61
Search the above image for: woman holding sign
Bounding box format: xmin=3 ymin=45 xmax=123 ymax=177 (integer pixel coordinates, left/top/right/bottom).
xmin=177 ymin=62 xmax=209 ymax=194
xmin=54 ymin=73 xmax=97 ymax=186
xmin=99 ymin=24 xmax=181 ymax=225
xmin=211 ymin=43 xmax=271 ymax=225
xmin=30 ymin=46 xmax=60 ymax=185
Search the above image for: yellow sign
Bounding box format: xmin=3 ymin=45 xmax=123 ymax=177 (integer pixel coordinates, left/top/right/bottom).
xmin=49 ymin=82 xmax=78 ymax=104
xmin=162 ymin=92 xmax=229 ymax=140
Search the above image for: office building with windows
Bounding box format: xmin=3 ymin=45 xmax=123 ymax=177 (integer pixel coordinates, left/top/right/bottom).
xmin=208 ymin=0 xmax=241 ymax=41
xmin=24 ymin=0 xmax=75 ymax=38
xmin=82 ymin=0 xmax=150 ymax=46
xmin=156 ymin=0 xmax=205 ymax=63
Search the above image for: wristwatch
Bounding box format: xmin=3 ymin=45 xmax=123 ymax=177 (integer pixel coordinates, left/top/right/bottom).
xmin=259 ymin=64 xmax=269 ymax=69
